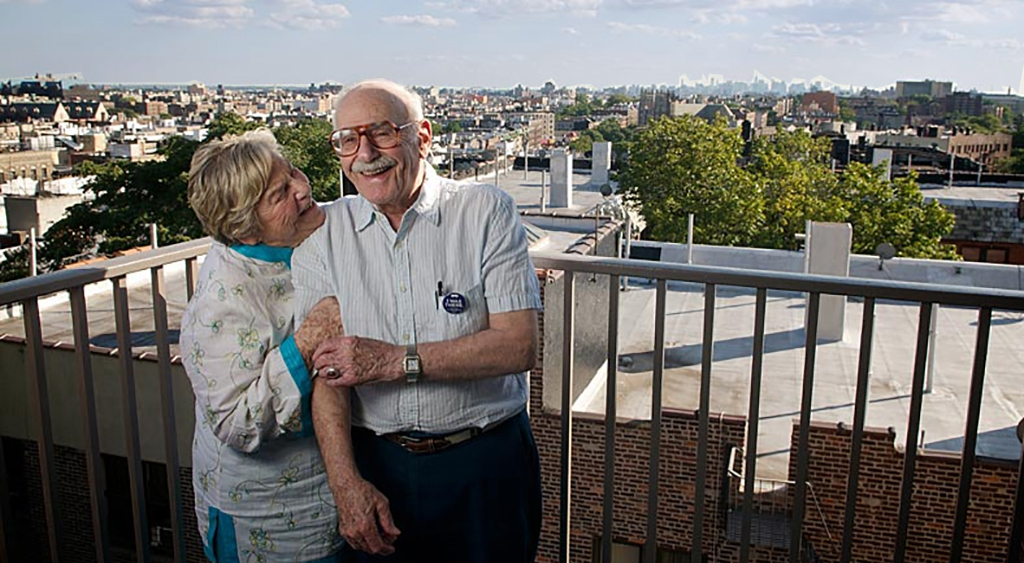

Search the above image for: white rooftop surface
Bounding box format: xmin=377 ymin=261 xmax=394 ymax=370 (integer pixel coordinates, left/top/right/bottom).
xmin=920 ymin=183 xmax=1024 ymax=207
xmin=494 ymin=167 xmax=607 ymax=214
xmin=577 ymin=280 xmax=1024 ymax=480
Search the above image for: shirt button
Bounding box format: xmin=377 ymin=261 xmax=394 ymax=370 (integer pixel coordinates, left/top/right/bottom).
xmin=395 ymin=241 xmax=403 ymax=251
xmin=399 ymin=283 xmax=407 ymax=293
xmin=402 ymin=333 xmax=410 ymax=342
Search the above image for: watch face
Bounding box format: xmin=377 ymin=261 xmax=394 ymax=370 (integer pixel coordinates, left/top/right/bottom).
xmin=405 ymin=356 xmax=421 ymax=373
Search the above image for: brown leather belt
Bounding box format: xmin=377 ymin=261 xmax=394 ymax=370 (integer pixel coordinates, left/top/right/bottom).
xmin=383 ymin=427 xmax=482 ymax=454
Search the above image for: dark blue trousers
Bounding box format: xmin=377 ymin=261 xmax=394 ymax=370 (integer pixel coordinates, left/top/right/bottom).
xmin=343 ymin=410 xmax=541 ymax=563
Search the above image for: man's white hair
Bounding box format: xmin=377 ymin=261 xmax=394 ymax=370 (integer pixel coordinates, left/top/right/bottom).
xmin=333 ymin=79 xmax=424 ymax=123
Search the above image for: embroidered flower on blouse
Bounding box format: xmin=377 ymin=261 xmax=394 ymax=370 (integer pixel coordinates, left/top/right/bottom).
xmin=269 ymin=279 xmax=287 ymax=300
xmin=237 ymin=326 xmax=260 ymax=350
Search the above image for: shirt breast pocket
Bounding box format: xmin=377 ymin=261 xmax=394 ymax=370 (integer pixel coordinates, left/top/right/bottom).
xmin=435 ymin=282 xmax=487 ymax=340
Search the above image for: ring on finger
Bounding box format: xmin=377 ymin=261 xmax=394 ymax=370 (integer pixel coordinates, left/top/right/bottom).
xmin=324 ymin=367 xmax=340 ymax=379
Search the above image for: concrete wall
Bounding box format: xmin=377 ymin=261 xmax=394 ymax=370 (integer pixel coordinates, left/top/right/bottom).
xmin=631 ymin=240 xmax=1024 ymax=291
xmin=550 ymin=149 xmax=573 ymax=209
xmin=541 ymin=225 xmax=620 ymax=412
xmin=0 ymin=340 xmax=196 ymax=466
xmin=4 ymin=194 xmax=83 ymax=236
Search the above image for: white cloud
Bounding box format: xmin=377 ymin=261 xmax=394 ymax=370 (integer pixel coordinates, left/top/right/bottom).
xmin=562 ymin=26 xmax=580 ymax=35
xmin=381 ymin=14 xmax=457 ymax=27
xmin=133 ymin=0 xmax=256 ymax=28
xmin=751 ymin=43 xmax=786 ymax=54
xmin=920 ymin=29 xmax=966 ymax=43
xmin=442 ymin=0 xmax=601 ymax=18
xmin=268 ymin=0 xmax=350 ymax=30
xmin=769 ymin=21 xmax=865 ymax=45
xmin=607 ymin=21 xmax=700 ymax=40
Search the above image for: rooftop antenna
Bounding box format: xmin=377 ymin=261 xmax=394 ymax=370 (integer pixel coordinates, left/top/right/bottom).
xmin=875 ymin=242 xmax=896 ymax=271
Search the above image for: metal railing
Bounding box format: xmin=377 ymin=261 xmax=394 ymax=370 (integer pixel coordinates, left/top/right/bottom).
xmin=1 ymin=241 xmax=1023 ymax=563
xmin=0 ymin=238 xmax=210 ymax=563
xmin=531 ymin=251 xmax=1024 ymax=563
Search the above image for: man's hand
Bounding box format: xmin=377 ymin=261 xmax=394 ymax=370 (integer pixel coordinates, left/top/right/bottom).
xmin=312 ymin=336 xmax=403 ymax=387
xmin=334 ymin=476 xmax=401 ymax=555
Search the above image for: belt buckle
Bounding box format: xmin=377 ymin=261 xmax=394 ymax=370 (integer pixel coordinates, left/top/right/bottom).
xmin=407 ymin=435 xmax=448 ymax=454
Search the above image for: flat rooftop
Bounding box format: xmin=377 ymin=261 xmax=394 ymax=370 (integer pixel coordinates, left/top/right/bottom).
xmin=576 ymin=280 xmax=1024 ymax=479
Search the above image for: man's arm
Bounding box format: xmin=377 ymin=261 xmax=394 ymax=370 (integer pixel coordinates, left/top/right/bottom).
xmin=311 ymin=308 xmax=537 ymax=387
xmin=312 ymin=380 xmax=400 ymax=555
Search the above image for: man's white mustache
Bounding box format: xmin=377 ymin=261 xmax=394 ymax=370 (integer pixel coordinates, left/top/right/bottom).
xmin=352 ymin=155 xmax=398 ymax=174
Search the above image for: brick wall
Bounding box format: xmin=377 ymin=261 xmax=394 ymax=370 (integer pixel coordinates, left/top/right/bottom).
xmin=531 ymin=268 xmax=750 ymax=563
xmin=531 ymin=409 xmax=747 ymax=563
xmin=792 ymin=422 xmax=1019 ymax=563
xmin=6 ymin=438 xmax=205 ymax=563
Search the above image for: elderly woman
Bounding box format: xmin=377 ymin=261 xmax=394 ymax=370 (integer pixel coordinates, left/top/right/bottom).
xmin=180 ymin=130 xmax=343 ymax=563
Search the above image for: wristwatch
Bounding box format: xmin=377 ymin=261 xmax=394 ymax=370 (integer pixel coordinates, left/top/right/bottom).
xmin=403 ymin=344 xmax=421 ymax=384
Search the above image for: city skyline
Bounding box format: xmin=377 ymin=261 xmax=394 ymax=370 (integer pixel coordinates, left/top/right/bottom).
xmin=1 ymin=0 xmax=1023 ymax=94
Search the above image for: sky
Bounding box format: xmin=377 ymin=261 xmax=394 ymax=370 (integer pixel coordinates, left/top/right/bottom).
xmin=1 ymin=0 xmax=1023 ymax=93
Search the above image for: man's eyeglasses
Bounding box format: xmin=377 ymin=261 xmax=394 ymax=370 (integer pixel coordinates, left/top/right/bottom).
xmin=328 ymin=121 xmax=417 ymax=157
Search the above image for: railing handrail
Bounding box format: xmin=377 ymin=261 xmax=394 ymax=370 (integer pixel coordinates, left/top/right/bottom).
xmin=531 ymin=251 xmax=1024 ymax=311
xmin=5 ymin=241 xmax=1022 ymax=311
xmin=0 ymin=238 xmax=212 ymax=307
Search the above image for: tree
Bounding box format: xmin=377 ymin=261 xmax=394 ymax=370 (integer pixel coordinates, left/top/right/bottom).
xmin=838 ymin=164 xmax=958 ymax=259
xmin=748 ymin=129 xmax=845 ymax=250
xmin=273 ymin=118 xmax=341 ymax=201
xmin=2 ymin=114 xmax=344 ymax=280
xmin=206 ymin=112 xmax=259 ymax=140
xmin=569 ymin=129 xmax=604 ymax=155
xmin=619 ymin=116 xmax=762 ymax=246
xmin=604 ymin=93 xmax=634 ymax=107
xmin=619 ymin=116 xmax=958 ymax=258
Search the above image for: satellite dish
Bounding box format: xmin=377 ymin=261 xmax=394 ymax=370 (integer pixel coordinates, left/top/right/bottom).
xmin=600 ymin=183 xmax=613 ymax=197
xmin=875 ymin=242 xmax=895 ymax=270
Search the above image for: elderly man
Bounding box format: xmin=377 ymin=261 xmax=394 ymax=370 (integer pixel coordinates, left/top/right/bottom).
xmin=292 ymin=79 xmax=542 ymax=563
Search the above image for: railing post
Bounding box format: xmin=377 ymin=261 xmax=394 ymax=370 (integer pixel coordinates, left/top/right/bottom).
xmin=111 ymin=276 xmax=152 ymax=563
xmin=559 ymin=271 xmax=575 ymax=563
xmin=949 ymin=307 xmax=992 ymax=563
xmin=692 ymin=283 xmax=717 ymax=563
xmin=644 ymin=279 xmax=668 ymax=563
xmin=791 ymin=292 xmax=821 ymax=563
xmin=739 ymin=288 xmax=768 ymax=563
xmin=0 ymin=433 xmax=10 ymax=563
xmin=23 ymin=297 xmax=63 ymax=563
xmin=840 ymin=297 xmax=876 ymax=563
xmin=185 ymin=257 xmax=199 ymax=301
xmin=601 ymin=276 xmax=620 ymax=563
xmin=893 ymin=302 xmax=934 ymax=563
xmin=69 ymin=286 xmax=110 ymax=563
xmin=151 ymin=267 xmax=187 ymax=563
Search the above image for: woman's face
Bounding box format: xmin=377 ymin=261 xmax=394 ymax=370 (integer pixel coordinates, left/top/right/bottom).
xmin=253 ymin=157 xmax=325 ymax=248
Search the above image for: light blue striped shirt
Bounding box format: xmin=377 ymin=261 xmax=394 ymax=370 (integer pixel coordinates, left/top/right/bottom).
xmin=292 ymin=167 xmax=541 ymax=434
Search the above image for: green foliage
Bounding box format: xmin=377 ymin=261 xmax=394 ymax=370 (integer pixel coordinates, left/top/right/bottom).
xmin=620 ymin=116 xmax=762 ymax=246
xmin=619 ymin=116 xmax=958 ymax=258
xmin=273 ymin=118 xmax=341 ymax=201
xmin=839 ymin=164 xmax=958 ymax=259
xmin=569 ymin=129 xmax=604 ymax=155
xmin=558 ymin=93 xmax=596 ymax=118
xmin=604 ymin=93 xmax=635 ymax=106
xmin=950 ymin=112 xmax=1006 ymax=134
xmin=5 ymin=113 xmax=344 ymax=281
xmin=0 ymin=246 xmax=30 ymax=283
xmin=748 ymin=130 xmax=845 ymax=250
xmin=206 ymin=112 xmax=259 ymax=140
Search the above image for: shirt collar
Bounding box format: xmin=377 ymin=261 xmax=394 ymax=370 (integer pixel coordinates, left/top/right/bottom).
xmin=228 ymin=243 xmax=293 ymax=268
xmin=353 ymin=165 xmax=443 ymax=232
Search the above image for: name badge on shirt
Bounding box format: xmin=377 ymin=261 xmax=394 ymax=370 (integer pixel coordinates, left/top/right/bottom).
xmin=442 ymin=292 xmax=467 ymax=314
